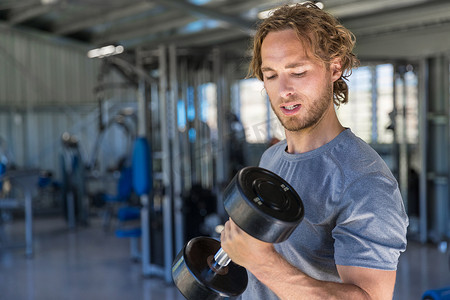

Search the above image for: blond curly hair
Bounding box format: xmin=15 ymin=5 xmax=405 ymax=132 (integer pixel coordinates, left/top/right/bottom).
xmin=248 ymin=2 xmax=360 ymax=106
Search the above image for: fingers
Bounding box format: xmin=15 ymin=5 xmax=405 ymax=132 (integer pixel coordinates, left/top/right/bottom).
xmin=220 ymin=221 xmax=226 ymax=241
xmin=222 ymin=218 xmax=248 ymax=242
xmin=221 ymin=218 xmax=229 ymax=237
xmin=221 ymin=218 xmax=237 ymax=243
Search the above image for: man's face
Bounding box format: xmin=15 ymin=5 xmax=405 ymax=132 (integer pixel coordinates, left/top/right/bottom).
xmin=260 ymin=29 xmax=339 ymax=132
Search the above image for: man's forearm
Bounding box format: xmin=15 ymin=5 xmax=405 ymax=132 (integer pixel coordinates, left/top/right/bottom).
xmin=221 ymin=219 xmax=395 ymax=299
xmin=247 ymin=251 xmax=371 ymax=300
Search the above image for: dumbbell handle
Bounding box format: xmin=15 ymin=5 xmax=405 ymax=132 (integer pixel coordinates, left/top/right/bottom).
xmin=214 ymin=247 xmax=231 ymax=267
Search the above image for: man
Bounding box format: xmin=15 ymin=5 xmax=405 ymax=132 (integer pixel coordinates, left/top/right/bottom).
xmin=221 ymin=2 xmax=408 ymax=299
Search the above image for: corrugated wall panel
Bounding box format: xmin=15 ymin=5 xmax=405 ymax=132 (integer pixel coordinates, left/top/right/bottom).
xmin=9 ymin=113 xmax=25 ymax=166
xmin=0 ymin=106 xmax=99 ymax=175
xmin=0 ymin=27 xmax=100 ymax=107
xmin=25 ymin=110 xmax=38 ymax=166
xmin=37 ymin=112 xmax=53 ymax=171
xmin=0 ymin=27 xmax=139 ymax=182
xmin=0 ymin=102 xmax=136 ymax=181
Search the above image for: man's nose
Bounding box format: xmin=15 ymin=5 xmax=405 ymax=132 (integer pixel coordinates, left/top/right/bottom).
xmin=279 ymin=74 xmax=295 ymax=98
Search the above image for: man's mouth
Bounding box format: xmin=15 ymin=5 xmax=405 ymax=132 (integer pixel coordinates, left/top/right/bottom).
xmin=283 ymin=104 xmax=300 ymax=111
xmin=280 ymin=103 xmax=301 ymax=115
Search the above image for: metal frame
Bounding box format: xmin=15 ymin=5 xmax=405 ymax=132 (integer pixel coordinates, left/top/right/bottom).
xmin=169 ymin=44 xmax=185 ymax=258
xmin=213 ymin=47 xmax=227 ymax=217
xmin=419 ymin=56 xmax=450 ymax=243
xmin=159 ymin=45 xmax=175 ymax=283
xmin=0 ymin=170 xmax=40 ymax=257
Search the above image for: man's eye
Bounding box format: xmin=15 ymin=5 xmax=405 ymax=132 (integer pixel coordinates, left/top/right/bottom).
xmin=293 ymin=72 xmax=305 ymax=77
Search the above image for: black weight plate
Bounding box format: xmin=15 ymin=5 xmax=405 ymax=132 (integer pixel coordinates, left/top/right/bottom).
xmin=223 ymin=167 xmax=304 ymax=243
xmin=172 ymin=237 xmax=248 ymax=300
xmin=242 ymin=167 xmax=302 ymax=221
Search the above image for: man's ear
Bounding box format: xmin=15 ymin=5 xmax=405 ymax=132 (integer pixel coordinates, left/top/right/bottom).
xmin=330 ymin=58 xmax=343 ymax=82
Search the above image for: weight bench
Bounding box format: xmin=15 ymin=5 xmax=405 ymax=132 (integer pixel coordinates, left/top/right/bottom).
xmin=114 ymin=206 xmax=141 ymax=261
xmin=422 ymin=286 xmax=450 ymax=300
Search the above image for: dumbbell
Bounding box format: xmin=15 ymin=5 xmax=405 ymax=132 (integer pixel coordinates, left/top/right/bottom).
xmin=172 ymin=166 xmax=305 ymax=299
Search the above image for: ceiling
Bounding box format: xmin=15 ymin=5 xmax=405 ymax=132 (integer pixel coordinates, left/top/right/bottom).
xmin=1 ymin=0 xmax=450 ymax=58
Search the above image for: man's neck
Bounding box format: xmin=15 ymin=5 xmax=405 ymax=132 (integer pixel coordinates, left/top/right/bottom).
xmin=285 ymin=115 xmax=345 ymax=154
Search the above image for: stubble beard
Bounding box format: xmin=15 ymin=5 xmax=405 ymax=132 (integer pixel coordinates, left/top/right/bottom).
xmin=271 ymin=82 xmax=334 ymax=132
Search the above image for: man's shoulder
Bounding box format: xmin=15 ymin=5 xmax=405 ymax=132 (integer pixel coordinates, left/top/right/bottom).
xmin=260 ymin=139 xmax=287 ymax=162
xmin=330 ymin=130 xmax=393 ymax=180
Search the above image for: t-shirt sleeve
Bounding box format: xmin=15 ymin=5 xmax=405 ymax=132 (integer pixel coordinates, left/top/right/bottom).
xmin=332 ymin=173 xmax=408 ymax=270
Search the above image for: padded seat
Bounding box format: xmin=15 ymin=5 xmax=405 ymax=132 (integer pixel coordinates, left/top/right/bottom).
xmin=115 ymin=227 xmax=141 ymax=238
xmin=117 ymin=206 xmax=140 ymax=222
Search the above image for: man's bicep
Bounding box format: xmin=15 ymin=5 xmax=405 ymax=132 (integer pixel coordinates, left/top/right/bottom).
xmin=337 ymin=265 xmax=396 ymax=300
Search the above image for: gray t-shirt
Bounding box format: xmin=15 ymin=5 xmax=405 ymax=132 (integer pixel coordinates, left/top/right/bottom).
xmin=240 ymin=129 xmax=408 ymax=300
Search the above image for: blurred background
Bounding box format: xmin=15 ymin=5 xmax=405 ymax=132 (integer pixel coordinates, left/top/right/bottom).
xmin=0 ymin=0 xmax=449 ymax=299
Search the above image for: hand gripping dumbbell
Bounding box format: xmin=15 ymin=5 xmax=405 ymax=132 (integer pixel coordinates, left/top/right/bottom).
xmin=172 ymin=166 xmax=305 ymax=299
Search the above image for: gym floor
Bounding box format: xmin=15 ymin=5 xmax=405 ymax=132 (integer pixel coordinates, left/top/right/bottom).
xmin=0 ymin=216 xmax=449 ymax=300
